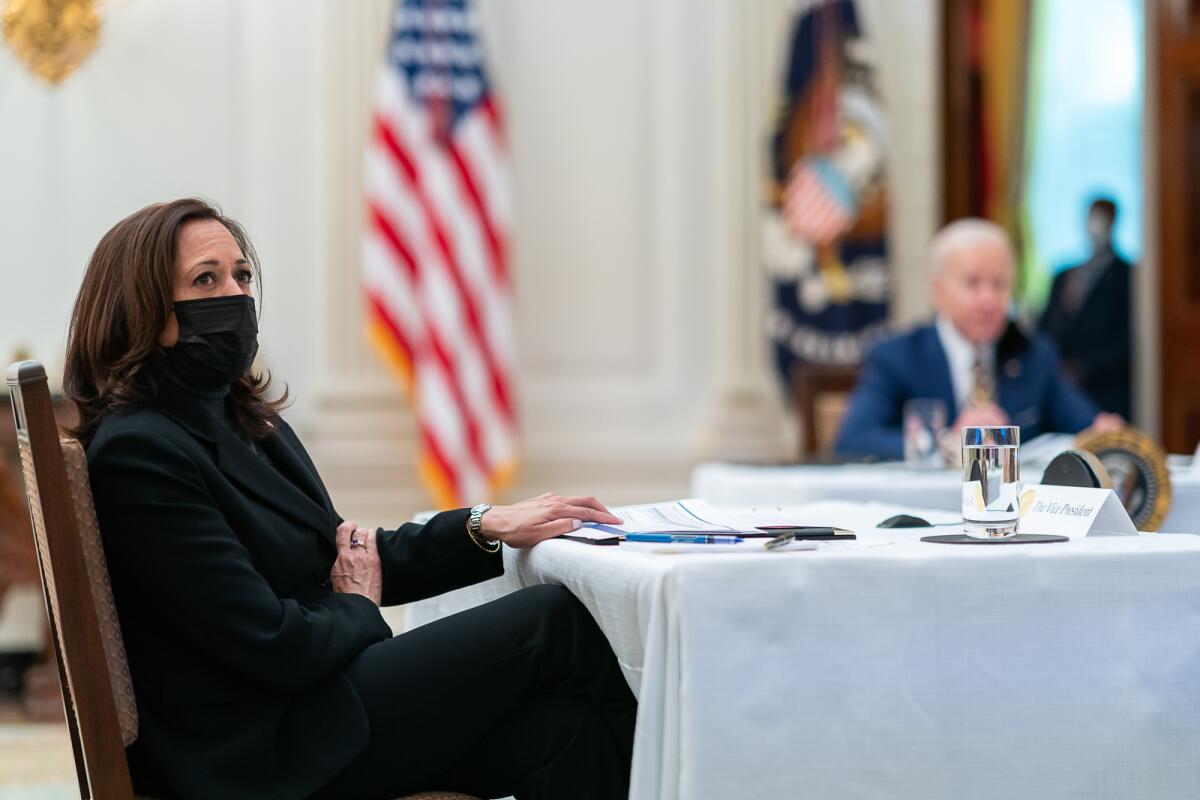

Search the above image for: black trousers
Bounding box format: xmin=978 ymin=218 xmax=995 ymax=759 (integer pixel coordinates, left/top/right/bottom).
xmin=309 ymin=584 xmax=637 ymax=800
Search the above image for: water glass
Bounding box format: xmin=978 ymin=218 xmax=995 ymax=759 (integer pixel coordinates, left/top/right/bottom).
xmin=960 ymin=426 xmax=1021 ymax=538
xmin=903 ymin=398 xmax=948 ymax=468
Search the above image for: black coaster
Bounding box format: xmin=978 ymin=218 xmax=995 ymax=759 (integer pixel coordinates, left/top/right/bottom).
xmin=920 ymin=533 xmax=1069 ymax=545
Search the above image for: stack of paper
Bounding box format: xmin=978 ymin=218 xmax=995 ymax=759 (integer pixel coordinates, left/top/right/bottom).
xmin=566 ymin=498 xmax=843 ymax=544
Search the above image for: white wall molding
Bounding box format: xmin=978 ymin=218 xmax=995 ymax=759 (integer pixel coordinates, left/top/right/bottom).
xmin=303 ymin=0 xmax=424 ymax=524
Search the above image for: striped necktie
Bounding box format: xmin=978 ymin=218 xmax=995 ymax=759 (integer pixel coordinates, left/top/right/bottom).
xmin=969 ymin=349 xmax=995 ymax=406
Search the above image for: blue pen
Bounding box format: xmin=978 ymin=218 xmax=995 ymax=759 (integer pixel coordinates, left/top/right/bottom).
xmin=624 ymin=533 xmax=744 ymax=544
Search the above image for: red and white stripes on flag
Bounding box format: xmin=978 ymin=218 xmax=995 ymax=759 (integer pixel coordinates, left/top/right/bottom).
xmin=363 ymin=0 xmax=517 ymax=509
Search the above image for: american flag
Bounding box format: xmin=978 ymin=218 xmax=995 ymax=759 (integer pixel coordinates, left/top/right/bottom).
xmin=364 ymin=0 xmax=516 ymax=509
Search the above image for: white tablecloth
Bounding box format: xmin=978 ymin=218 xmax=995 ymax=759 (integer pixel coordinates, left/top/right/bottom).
xmin=690 ymin=461 xmax=1200 ymax=533
xmin=403 ymin=502 xmax=1200 ymax=799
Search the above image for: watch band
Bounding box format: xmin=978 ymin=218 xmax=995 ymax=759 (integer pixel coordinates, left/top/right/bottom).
xmin=466 ymin=503 xmax=499 ymax=553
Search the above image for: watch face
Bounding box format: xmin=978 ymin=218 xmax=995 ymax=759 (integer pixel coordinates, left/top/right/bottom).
xmin=1074 ymin=428 xmax=1172 ymax=531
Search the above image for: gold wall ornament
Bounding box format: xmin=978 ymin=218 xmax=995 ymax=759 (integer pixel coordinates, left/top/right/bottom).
xmin=2 ymin=0 xmax=101 ymax=85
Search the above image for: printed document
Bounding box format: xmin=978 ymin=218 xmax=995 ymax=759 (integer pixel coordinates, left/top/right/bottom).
xmin=581 ymin=498 xmax=792 ymax=538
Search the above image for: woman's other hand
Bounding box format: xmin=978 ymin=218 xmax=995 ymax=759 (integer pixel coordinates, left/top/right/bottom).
xmin=331 ymin=520 xmax=382 ymax=606
xmin=481 ymin=494 xmax=623 ymax=549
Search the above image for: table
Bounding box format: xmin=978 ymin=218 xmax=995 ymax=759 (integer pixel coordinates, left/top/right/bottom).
xmin=403 ymin=502 xmax=1200 ymax=799
xmin=690 ymin=461 xmax=1200 ymax=533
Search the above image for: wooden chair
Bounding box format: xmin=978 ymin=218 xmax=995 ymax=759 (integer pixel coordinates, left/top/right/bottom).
xmin=7 ymin=361 xmax=477 ymax=800
xmin=790 ymin=362 xmax=860 ymax=461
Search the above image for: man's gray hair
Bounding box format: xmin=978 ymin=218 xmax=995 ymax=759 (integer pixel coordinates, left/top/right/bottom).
xmin=929 ymin=218 xmax=1014 ymax=281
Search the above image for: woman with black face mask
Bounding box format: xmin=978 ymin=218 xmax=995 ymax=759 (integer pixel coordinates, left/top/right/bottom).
xmin=63 ymin=198 xmax=637 ymax=800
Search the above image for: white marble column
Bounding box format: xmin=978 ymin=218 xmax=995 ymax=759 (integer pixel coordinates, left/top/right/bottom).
xmin=692 ymin=0 xmax=796 ymax=465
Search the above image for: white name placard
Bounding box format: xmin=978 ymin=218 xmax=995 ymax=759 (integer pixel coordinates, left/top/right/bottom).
xmin=1018 ymin=486 xmax=1137 ymax=539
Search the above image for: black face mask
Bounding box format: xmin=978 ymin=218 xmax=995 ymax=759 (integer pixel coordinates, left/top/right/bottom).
xmin=162 ymin=295 xmax=259 ymax=392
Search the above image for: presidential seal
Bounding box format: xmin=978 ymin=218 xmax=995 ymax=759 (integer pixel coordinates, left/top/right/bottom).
xmin=1074 ymin=428 xmax=1172 ymax=531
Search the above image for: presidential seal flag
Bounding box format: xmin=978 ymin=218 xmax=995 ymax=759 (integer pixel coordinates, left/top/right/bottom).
xmin=766 ymin=0 xmax=890 ymax=380
xmin=364 ymin=0 xmax=517 ymax=509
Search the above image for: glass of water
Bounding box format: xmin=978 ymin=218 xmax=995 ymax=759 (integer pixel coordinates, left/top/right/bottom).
xmin=960 ymin=426 xmax=1020 ymax=538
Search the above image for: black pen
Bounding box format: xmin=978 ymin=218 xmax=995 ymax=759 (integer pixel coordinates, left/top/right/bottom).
xmin=756 ymin=526 xmax=852 ymax=535
xmin=763 ymin=527 xmax=855 ymax=550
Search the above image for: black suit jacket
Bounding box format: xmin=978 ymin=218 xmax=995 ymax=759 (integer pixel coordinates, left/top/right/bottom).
xmin=1039 ymin=252 xmax=1132 ymax=418
xmin=86 ymin=379 xmax=502 ymax=800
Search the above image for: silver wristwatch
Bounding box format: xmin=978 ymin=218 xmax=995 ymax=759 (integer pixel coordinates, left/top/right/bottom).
xmin=468 ymin=503 xmax=495 ymax=543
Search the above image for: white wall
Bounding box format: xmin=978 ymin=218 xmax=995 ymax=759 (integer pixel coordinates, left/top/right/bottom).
xmin=0 ymin=0 xmax=327 ymax=421
xmin=0 ymin=0 xmax=941 ymax=524
xmin=863 ymin=0 xmax=941 ymax=326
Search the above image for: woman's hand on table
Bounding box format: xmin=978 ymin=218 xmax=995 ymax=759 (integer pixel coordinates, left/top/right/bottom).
xmin=481 ymin=493 xmax=623 ymax=549
xmin=331 ymin=520 xmax=382 ymax=605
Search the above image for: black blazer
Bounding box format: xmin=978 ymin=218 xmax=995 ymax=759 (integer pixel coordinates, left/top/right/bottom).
xmin=86 ymin=378 xmax=502 ymax=800
xmin=1039 ymin=252 xmax=1132 ymax=418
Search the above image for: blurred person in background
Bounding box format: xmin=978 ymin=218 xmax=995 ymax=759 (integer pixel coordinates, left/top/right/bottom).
xmin=835 ymin=218 xmax=1122 ymax=460
xmin=1039 ymin=197 xmax=1132 ymax=419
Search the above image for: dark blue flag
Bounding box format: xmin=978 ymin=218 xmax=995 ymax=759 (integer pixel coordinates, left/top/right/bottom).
xmin=765 ymin=0 xmax=890 ymax=381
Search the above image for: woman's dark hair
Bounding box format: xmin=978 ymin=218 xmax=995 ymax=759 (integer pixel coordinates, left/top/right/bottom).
xmin=64 ymin=198 xmax=288 ymax=445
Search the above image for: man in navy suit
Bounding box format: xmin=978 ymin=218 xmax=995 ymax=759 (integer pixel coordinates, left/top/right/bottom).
xmin=834 ymin=219 xmax=1123 ymax=460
